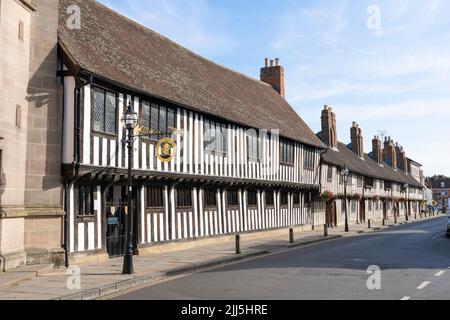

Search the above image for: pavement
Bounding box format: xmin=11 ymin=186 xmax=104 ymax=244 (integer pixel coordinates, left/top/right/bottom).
xmin=0 ymin=213 xmax=442 ymax=300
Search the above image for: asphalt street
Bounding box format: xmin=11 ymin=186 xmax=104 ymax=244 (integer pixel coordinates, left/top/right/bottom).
xmin=112 ymin=216 xmax=450 ymax=300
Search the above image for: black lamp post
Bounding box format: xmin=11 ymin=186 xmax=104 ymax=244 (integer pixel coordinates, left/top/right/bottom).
xmin=122 ymin=101 xmax=138 ymax=275
xmin=404 ymin=183 xmax=409 ymax=221
xmin=341 ymin=166 xmax=349 ymax=232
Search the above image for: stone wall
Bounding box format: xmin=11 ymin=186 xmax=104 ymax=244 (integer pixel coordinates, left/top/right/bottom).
xmin=0 ymin=0 xmax=64 ymax=271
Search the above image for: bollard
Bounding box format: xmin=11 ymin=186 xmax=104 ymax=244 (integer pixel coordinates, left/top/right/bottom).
xmin=382 ymin=219 xmax=385 ymax=226
xmin=368 ymin=219 xmax=371 ymax=229
xmin=415 ymin=213 xmax=417 ymax=220
xmin=323 ymin=224 xmax=328 ymax=237
xmin=235 ymin=235 xmax=241 ymax=255
xmin=289 ymin=228 xmax=294 ymax=244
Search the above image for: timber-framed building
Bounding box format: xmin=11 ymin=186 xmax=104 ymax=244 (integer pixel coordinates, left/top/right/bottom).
xmin=58 ymin=0 xmax=327 ymax=263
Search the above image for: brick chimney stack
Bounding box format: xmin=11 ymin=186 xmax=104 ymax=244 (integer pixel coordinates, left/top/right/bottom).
xmin=260 ymin=57 xmax=285 ymax=98
xmin=383 ymin=137 xmax=397 ymax=169
xmin=372 ymin=135 xmax=383 ymax=165
xmin=321 ymin=105 xmax=337 ymax=148
xmin=350 ymin=122 xmax=364 ymax=158
xmin=395 ymin=143 xmax=407 ymax=171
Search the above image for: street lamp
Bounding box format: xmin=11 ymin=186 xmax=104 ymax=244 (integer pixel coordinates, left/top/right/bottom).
xmin=340 ymin=166 xmax=349 ymax=232
xmin=122 ymin=101 xmax=138 ymax=275
xmin=403 ymin=183 xmax=409 ymax=221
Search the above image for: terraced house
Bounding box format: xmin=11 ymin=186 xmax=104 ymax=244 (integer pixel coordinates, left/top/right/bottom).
xmin=58 ymin=0 xmax=327 ymax=264
xmin=317 ymin=106 xmax=425 ymax=228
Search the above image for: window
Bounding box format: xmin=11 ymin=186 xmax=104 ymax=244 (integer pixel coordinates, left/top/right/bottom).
xmin=375 ymin=201 xmax=379 ymax=211
xmin=204 ymin=120 xmax=227 ymax=154
xmin=280 ymin=140 xmax=294 ymax=165
xmin=247 ymin=190 xmax=257 ymax=207
xmin=339 ymin=173 xmax=343 ymax=185
xmin=293 ymin=193 xmax=300 ymax=206
xmin=341 ymin=199 xmax=346 ymax=212
xmin=385 ymin=181 xmax=392 ymax=190
xmin=351 ymin=200 xmax=356 ymax=213
xmin=204 ymin=188 xmax=217 ymax=207
xmin=78 ymin=185 xmax=95 ymax=216
xmin=247 ymin=130 xmax=260 ymax=162
xmin=346 ymin=174 xmax=352 ymax=186
xmin=16 ymin=105 xmax=22 ymax=128
xmin=280 ymin=192 xmax=288 ymax=206
xmin=380 ymin=180 xmax=384 ymax=190
xmin=177 ymin=187 xmax=192 ymax=207
xmin=365 ymin=177 xmax=374 ymax=188
xmin=18 ymin=20 xmax=24 ymax=41
xmin=147 ymin=186 xmax=164 ymax=208
xmin=303 ymin=147 xmax=315 ymax=170
xmin=304 ymin=192 xmax=311 ymax=206
xmin=368 ymin=201 xmax=373 ymax=212
xmin=357 ymin=176 xmax=363 ymax=187
xmin=92 ymin=87 xmax=117 ymax=134
xmin=140 ymin=100 xmax=176 ymax=141
xmin=227 ymin=190 xmax=239 ymax=206
xmin=327 ymin=166 xmax=333 ymax=182
xmin=265 ymin=191 xmax=274 ymax=206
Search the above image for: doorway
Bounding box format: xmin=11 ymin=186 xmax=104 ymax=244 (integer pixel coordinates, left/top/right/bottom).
xmin=105 ymin=185 xmax=138 ymax=258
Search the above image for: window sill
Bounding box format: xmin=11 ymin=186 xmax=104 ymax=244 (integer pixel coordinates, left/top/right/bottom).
xmin=92 ymin=131 xmax=118 ymax=139
xmin=280 ymin=162 xmax=294 ymax=167
xmin=205 ymin=151 xmax=227 ymax=157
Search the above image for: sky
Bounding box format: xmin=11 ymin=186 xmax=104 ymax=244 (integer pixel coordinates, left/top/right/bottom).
xmin=98 ymin=0 xmax=450 ymax=177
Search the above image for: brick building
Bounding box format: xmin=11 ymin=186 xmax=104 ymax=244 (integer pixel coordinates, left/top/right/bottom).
xmin=426 ymin=176 xmax=450 ymax=209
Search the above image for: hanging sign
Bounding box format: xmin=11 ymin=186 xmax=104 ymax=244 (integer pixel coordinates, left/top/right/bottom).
xmin=156 ymin=137 xmax=177 ymax=163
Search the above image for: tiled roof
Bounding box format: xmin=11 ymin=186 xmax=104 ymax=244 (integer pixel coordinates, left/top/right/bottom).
xmin=320 ymin=137 xmax=423 ymax=188
xmin=58 ymin=0 xmax=326 ymax=149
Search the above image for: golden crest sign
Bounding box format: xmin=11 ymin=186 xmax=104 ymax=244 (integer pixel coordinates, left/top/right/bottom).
xmin=156 ymin=138 xmax=177 ymax=163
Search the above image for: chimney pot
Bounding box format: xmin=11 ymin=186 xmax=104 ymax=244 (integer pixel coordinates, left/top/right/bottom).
xmin=275 ymin=58 xmax=280 ymax=66
xmin=270 ymin=60 xmax=274 ymax=67
xmin=264 ymin=58 xmax=269 ymax=67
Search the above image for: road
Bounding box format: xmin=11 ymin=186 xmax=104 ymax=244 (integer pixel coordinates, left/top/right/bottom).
xmin=112 ymin=216 xmax=450 ymax=300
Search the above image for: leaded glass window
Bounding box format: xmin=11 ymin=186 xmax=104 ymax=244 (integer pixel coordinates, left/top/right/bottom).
xmin=140 ymin=100 xmax=175 ymax=141
xmin=92 ymin=87 xmax=117 ymax=134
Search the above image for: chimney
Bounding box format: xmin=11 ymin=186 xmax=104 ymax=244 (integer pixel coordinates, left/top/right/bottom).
xmin=260 ymin=57 xmax=285 ymax=98
xmin=395 ymin=144 xmax=407 ymax=171
xmin=372 ymin=135 xmax=383 ymax=164
xmin=320 ymin=105 xmax=337 ymax=148
xmin=350 ymin=122 xmax=364 ymax=158
xmin=383 ymin=137 xmax=397 ymax=169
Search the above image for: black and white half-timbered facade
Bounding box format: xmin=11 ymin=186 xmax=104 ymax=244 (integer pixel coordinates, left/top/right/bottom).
xmin=58 ymin=0 xmax=326 ymax=262
xmin=317 ymin=106 xmax=425 ymax=228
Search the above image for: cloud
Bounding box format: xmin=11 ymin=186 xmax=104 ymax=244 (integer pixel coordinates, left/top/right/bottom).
xmin=99 ymin=0 xmax=236 ymax=57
